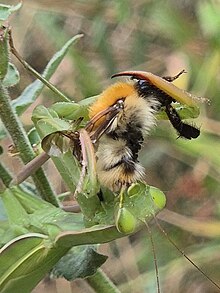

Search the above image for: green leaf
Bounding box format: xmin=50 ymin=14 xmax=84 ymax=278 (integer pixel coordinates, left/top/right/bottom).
xmin=55 ymin=225 xmax=122 ymax=247
xmin=54 ymin=151 xmax=82 ymax=192
xmin=0 ymin=188 xmax=29 ymax=229
xmin=11 ymin=186 xmax=55 ymax=214
xmin=51 ymin=102 xmax=89 ymax=120
xmin=0 ymin=233 xmax=69 ymax=293
xmin=1 ymin=186 xmax=84 ymax=241
xmin=79 ymin=95 xmax=98 ymax=107
xmin=32 ymin=105 xmax=59 ymax=123
xmin=27 ymin=127 xmax=40 ymax=146
xmin=0 ymin=186 xmax=151 ymax=292
xmin=0 ymin=182 xmax=166 ymax=292
xmin=32 ymin=105 xmax=82 ymax=191
xmin=33 ymin=104 xmax=99 ymax=197
xmin=51 ymin=245 xmax=108 ymax=280
xmin=0 ymin=3 xmax=22 ymax=21
xmin=12 ymin=35 xmax=83 ymax=115
xmin=0 ymin=220 xmax=11 ymax=247
xmin=36 ymin=117 xmax=71 ymax=138
xmin=0 ymin=198 xmax=6 ymax=220
xmin=2 ymin=63 xmax=20 ymax=87
xmin=0 ymin=227 xmax=119 ymax=293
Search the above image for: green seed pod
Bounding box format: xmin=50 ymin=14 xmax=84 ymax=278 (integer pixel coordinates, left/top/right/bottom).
xmin=0 ymin=26 xmax=9 ymax=80
xmin=127 ymin=182 xmax=141 ymax=197
xmin=115 ymin=206 xmax=137 ymax=234
xmin=149 ymin=186 xmax=166 ymax=210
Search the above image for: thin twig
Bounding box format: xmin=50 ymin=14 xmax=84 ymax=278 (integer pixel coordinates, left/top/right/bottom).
xmin=154 ymin=216 xmax=220 ymax=291
xmin=8 ymin=29 xmax=70 ymax=102
xmin=62 ymin=204 xmax=81 ymax=213
xmin=10 ymin=152 xmax=50 ymax=186
xmin=145 ymin=221 xmax=160 ymax=293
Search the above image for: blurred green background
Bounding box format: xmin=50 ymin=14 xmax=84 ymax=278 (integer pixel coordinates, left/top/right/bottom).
xmin=1 ymin=0 xmax=220 ymax=292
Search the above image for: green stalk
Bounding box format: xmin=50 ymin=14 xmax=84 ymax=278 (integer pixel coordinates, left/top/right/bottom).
xmin=0 ymin=162 xmax=12 ymax=187
xmin=0 ymin=82 xmax=59 ymax=206
xmin=86 ymin=269 xmax=121 ymax=293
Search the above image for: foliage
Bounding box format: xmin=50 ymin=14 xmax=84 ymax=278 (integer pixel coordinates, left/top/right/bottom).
xmin=0 ymin=1 xmax=220 ymax=293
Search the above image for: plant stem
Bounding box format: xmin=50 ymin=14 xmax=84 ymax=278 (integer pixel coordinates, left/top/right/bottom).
xmin=9 ymin=30 xmax=70 ymax=102
xmin=0 ymin=81 xmax=59 ymax=206
xmin=0 ymin=162 xmax=12 ymax=187
xmin=10 ymin=152 xmax=50 ymax=186
xmin=86 ymin=269 xmax=121 ymax=293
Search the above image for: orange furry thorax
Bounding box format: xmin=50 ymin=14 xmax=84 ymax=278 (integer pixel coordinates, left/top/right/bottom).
xmin=89 ymin=82 xmax=135 ymax=127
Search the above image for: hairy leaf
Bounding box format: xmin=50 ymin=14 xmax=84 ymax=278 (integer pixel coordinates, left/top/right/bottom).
xmin=2 ymin=63 xmax=20 ymax=87
xmin=51 ymin=245 xmax=108 ymax=280
xmin=0 ymin=3 xmax=22 ymax=21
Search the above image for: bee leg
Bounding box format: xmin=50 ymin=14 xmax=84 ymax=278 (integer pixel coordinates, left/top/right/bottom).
xmin=165 ymin=104 xmax=200 ymax=139
xmin=163 ymin=69 xmax=186 ymax=82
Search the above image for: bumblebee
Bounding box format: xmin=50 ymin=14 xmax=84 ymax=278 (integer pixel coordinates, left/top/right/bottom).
xmin=87 ymin=70 xmax=200 ymax=192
